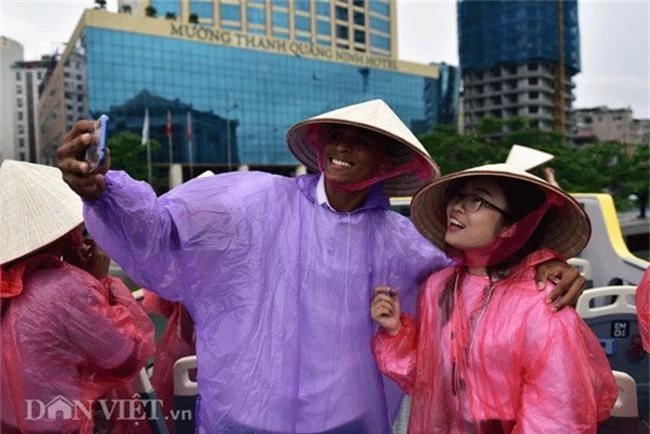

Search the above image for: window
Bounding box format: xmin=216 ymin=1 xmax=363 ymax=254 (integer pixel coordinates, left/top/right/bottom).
xmin=248 ymin=7 xmax=265 ymax=25
xmin=18 ymin=138 xmax=25 ymax=148
xmin=221 ymin=3 xmax=241 ymax=21
xmin=272 ymin=11 xmax=289 ymax=27
xmin=18 ymin=125 xmax=24 ymax=134
xmin=354 ymin=29 xmax=365 ymax=44
xmin=16 ymin=72 xmax=21 ymax=80
xmin=317 ymin=20 xmax=330 ymax=36
xmin=37 ymin=72 xmax=43 ymax=80
xmin=527 ymin=63 xmax=538 ymax=71
xmin=335 ymin=6 xmax=348 ymax=21
xmin=353 ymin=12 xmax=365 ymax=26
xmin=528 ymin=77 xmax=538 ymax=85
xmin=16 ymin=84 xmax=22 ymax=94
xmin=295 ymin=1 xmax=310 ymax=12
xmin=295 ymin=15 xmax=310 ymax=32
xmin=529 ymin=91 xmax=539 ymax=99
xmin=371 ymin=34 xmax=389 ymax=50
xmin=19 ymin=152 xmax=26 ymax=161
xmin=370 ymin=16 xmax=389 ymax=33
xmin=17 ymin=112 xmax=23 ymax=121
xmin=529 ymin=106 xmax=539 ymax=114
xmin=191 ymin=1 xmax=213 ymax=19
xmin=369 ymin=1 xmax=389 ymax=16
xmin=336 ymin=25 xmax=349 ymax=39
xmin=16 ymin=99 xmax=23 ymax=108
xmin=316 ymin=2 xmax=329 ymax=16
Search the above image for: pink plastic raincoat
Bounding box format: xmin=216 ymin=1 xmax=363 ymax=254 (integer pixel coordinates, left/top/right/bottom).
xmin=1 ymin=255 xmax=155 ymax=433
xmin=373 ymin=250 xmax=617 ymax=433
xmin=638 ymin=267 xmax=650 ymax=353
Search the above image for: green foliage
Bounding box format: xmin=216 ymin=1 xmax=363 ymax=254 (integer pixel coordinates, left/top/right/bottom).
xmin=189 ymin=13 xmax=199 ymax=24
xmin=107 ymin=131 xmax=161 ymax=184
xmin=165 ymin=12 xmax=177 ymax=20
xmin=145 ymin=5 xmax=157 ymax=17
xmin=94 ymin=0 xmax=107 ymax=9
xmin=418 ymin=126 xmax=649 ymax=213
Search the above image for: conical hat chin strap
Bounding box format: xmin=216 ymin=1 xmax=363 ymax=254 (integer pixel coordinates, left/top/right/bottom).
xmin=306 ymin=124 xmax=432 ymax=192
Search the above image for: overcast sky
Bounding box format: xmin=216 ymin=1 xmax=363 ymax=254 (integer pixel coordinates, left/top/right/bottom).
xmin=1 ymin=0 xmax=648 ymax=117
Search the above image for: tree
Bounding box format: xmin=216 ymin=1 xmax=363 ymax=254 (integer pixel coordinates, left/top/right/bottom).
xmin=94 ymin=0 xmax=107 ymax=9
xmin=121 ymin=4 xmax=132 ymax=14
xmin=189 ymin=13 xmax=199 ymax=24
xmin=165 ymin=12 xmax=177 ymax=20
xmin=107 ymin=131 xmax=161 ymax=184
xmin=145 ymin=5 xmax=157 ymax=17
xmin=418 ymin=125 xmax=647 ymax=215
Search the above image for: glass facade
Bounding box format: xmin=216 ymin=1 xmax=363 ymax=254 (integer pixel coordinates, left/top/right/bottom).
xmin=84 ymin=27 xmax=441 ymax=167
xmin=458 ymin=0 xmax=581 ymax=74
xmin=141 ymin=0 xmax=393 ymax=56
xmin=151 ymin=0 xmax=180 ymax=16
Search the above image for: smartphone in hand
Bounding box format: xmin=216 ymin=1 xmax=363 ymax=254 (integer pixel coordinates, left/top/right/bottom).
xmin=84 ymin=114 xmax=109 ymax=173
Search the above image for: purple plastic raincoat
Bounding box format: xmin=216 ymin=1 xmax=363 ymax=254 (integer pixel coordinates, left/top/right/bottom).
xmin=83 ymin=171 xmax=451 ymax=433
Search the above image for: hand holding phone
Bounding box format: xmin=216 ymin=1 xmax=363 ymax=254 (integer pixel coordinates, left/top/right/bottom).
xmin=84 ymin=114 xmax=109 ymax=173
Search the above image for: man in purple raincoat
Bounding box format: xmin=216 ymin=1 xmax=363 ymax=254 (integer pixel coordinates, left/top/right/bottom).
xmin=56 ymin=100 xmax=583 ymax=433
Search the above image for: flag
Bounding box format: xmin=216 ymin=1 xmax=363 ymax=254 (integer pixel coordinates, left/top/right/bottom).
xmin=186 ymin=111 xmax=192 ymax=141
xmin=141 ymin=108 xmax=150 ymax=146
xmin=166 ymin=110 xmax=173 ymax=138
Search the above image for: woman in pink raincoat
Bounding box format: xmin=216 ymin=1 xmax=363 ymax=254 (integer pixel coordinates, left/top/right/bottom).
xmin=371 ymin=163 xmax=617 ymax=433
xmin=0 ymin=160 xmax=155 ymax=434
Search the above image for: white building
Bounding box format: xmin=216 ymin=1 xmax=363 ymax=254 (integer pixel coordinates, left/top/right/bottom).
xmin=11 ymin=56 xmax=53 ymax=162
xmin=1 ymin=36 xmax=24 ymax=162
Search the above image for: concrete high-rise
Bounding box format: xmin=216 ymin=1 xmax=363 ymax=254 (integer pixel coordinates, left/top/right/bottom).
xmin=1 ymin=36 xmax=24 ymax=162
xmin=457 ymin=0 xmax=580 ymax=135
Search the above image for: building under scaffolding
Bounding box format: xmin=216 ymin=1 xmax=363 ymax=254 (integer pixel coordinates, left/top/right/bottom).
xmin=458 ymin=0 xmax=580 ymax=135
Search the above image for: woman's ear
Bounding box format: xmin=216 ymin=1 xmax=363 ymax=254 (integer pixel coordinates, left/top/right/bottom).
xmin=499 ymin=222 xmax=519 ymax=239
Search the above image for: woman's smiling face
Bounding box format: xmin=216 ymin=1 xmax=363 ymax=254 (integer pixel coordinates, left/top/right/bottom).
xmin=445 ymin=177 xmax=510 ymax=250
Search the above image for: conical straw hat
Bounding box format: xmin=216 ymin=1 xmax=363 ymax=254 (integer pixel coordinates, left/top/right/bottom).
xmin=197 ymin=170 xmax=215 ymax=178
xmin=286 ymin=99 xmax=439 ymax=196
xmin=1 ymin=160 xmax=83 ymax=265
xmin=411 ymin=163 xmax=591 ymax=260
xmin=505 ymin=144 xmax=554 ymax=171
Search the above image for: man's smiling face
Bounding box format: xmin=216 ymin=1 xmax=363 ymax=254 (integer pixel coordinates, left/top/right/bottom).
xmin=322 ymin=127 xmax=391 ymax=185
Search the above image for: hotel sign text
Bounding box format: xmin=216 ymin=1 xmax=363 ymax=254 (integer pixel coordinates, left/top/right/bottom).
xmin=170 ymin=23 xmax=397 ymax=71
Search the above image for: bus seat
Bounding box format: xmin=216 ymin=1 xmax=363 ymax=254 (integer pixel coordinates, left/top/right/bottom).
xmin=577 ymin=286 xmax=648 ymax=422
xmin=132 ymin=367 xmax=170 ymax=434
xmin=392 ymin=396 xmax=411 ymax=434
xmin=568 ymin=257 xmax=594 ymax=288
xmin=598 ymin=370 xmax=642 ymax=433
xmin=173 ymin=355 xmax=198 ymax=434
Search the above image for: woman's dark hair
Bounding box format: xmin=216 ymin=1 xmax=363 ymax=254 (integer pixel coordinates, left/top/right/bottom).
xmin=438 ymin=175 xmax=554 ymax=323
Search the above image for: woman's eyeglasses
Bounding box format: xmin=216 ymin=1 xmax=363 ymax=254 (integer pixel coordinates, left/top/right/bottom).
xmin=450 ymin=192 xmax=508 ymax=216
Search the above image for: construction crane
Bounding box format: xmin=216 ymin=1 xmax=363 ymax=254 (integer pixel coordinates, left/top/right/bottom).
xmin=554 ymin=0 xmax=566 ymax=133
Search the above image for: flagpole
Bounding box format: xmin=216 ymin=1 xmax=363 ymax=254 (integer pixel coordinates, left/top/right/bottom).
xmin=147 ymin=140 xmax=152 ymax=185
xmin=142 ymin=108 xmax=152 ymax=185
xmin=167 ymin=110 xmax=173 ymax=165
xmin=187 ymin=111 xmax=194 ymax=178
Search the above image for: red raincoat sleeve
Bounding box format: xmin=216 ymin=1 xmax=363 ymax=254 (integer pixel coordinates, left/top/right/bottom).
xmin=372 ymin=313 xmax=419 ymax=395
xmin=512 ymin=302 xmax=618 ymax=433
xmin=637 ymin=268 xmax=650 ymax=353
xmin=64 ymin=275 xmax=155 ymax=374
